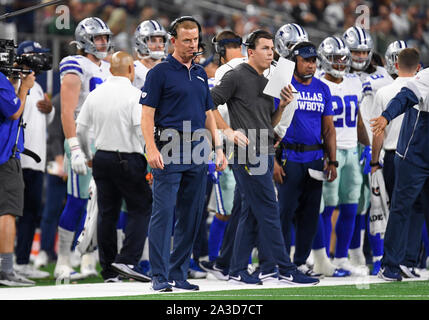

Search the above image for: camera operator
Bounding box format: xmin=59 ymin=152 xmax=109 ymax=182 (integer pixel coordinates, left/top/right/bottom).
xmin=0 ymin=46 xmax=36 ymax=286
xmin=14 ymin=41 xmax=54 ymax=280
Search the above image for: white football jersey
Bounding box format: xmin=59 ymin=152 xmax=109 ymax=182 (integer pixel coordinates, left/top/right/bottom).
xmin=320 ymin=73 xmax=363 ymax=149
xmin=132 ymin=60 xmax=150 ymax=91
xmin=372 ymin=77 xmax=413 ymax=151
xmin=355 ymin=66 xmax=393 ymax=143
xmin=59 ymin=55 xmax=111 ymax=120
xmin=213 ymin=57 xmax=247 ymax=126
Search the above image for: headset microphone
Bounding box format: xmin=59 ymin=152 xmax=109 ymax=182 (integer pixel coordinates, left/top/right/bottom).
xmin=192 ymin=42 xmax=206 ymax=57
xmin=192 ymin=50 xmax=205 ymax=57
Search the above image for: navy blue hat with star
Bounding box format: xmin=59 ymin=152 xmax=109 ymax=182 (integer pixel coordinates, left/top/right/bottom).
xmin=292 ymin=41 xmax=318 ymax=58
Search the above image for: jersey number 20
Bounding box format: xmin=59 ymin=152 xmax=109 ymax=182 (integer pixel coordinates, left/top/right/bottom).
xmin=331 ymin=95 xmax=359 ymax=128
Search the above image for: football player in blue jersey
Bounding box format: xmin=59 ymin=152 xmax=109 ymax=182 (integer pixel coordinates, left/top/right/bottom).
xmin=55 ymin=17 xmax=113 ymax=280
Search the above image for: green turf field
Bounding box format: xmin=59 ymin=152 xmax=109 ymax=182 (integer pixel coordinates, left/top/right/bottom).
xmin=28 ymin=262 xmax=429 ymax=300
xmin=69 ymin=282 xmax=429 ymax=300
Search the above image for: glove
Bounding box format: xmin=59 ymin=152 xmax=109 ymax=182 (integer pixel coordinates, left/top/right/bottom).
xmin=207 ymin=160 xmax=221 ymax=183
xmin=68 ymin=137 xmax=88 ymax=175
xmin=359 ymin=145 xmax=372 ymax=175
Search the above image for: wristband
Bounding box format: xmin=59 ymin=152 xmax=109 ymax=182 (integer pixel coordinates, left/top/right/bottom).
xmin=214 ymin=145 xmax=223 ymax=151
xmin=370 ymin=161 xmax=380 ymax=167
xmin=328 ymin=160 xmax=339 ymax=168
xmin=68 ymin=137 xmax=80 ymax=152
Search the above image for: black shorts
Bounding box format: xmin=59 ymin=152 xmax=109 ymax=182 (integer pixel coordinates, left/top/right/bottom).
xmin=0 ymin=158 xmax=24 ymax=217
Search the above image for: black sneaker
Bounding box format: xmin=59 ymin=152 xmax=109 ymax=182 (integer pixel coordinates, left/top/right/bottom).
xmin=399 ymin=265 xmax=420 ymax=279
xmin=297 ymin=264 xmax=324 ymax=279
xmin=279 ymin=268 xmax=320 ymax=285
xmin=0 ymin=271 xmax=35 ymax=287
xmin=169 ymin=280 xmax=199 ymax=291
xmin=152 ymin=275 xmax=172 ymax=292
xmin=228 ymin=270 xmax=263 ymax=285
xmin=378 ymin=266 xmax=402 ymax=281
xmin=199 ymin=261 xmax=229 ymax=281
xmin=111 ymin=263 xmax=151 ymax=282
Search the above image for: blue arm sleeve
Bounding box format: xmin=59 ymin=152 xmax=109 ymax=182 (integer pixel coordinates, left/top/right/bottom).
xmin=381 ymin=87 xmax=419 ymax=122
xmin=274 ymin=98 xmax=280 ymax=111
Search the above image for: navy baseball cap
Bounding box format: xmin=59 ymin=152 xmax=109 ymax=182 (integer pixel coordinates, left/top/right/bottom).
xmin=17 ymin=41 xmax=50 ymax=55
xmin=293 ymin=45 xmax=317 ymax=58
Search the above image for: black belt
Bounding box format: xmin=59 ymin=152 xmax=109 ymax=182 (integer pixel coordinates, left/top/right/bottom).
xmin=282 ymin=143 xmax=323 ymax=153
xmin=12 ymin=148 xmax=41 ymax=163
xmin=384 ymin=149 xmax=396 ymax=153
xmin=155 ymin=126 xmax=194 ymax=143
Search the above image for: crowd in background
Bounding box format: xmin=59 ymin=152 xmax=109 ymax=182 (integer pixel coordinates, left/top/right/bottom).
xmin=1 ymin=0 xmax=429 ymax=66
xmin=1 ymin=0 xmax=429 ymax=282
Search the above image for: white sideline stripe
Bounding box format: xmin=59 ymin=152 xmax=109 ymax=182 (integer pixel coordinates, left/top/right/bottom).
xmin=1 ymin=271 xmax=428 ymax=300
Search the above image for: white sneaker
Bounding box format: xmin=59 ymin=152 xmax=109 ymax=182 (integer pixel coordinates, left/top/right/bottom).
xmin=14 ymin=264 xmax=50 ymax=279
xmin=80 ymin=252 xmax=98 ymax=278
xmin=349 ymin=248 xmax=367 ymax=267
xmin=34 ymin=250 xmax=49 ymax=269
xmin=306 ymin=251 xmax=315 ymax=269
xmin=333 ymin=257 xmax=369 ymax=276
xmin=54 ymin=264 xmax=84 ymax=280
xmin=70 ymin=250 xmax=81 ymax=268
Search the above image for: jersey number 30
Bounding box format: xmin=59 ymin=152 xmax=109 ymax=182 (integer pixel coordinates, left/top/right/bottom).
xmin=331 ymin=95 xmax=359 ymax=128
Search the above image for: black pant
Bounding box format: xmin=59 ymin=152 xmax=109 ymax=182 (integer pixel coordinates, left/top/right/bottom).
xmin=383 ymin=150 xmax=396 ymax=201
xmin=16 ymin=169 xmax=44 ymax=265
xmin=92 ymin=150 xmax=152 ymax=280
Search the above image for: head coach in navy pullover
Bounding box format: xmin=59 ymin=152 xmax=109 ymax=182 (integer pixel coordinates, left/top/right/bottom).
xmin=371 ymin=66 xmax=429 ymax=281
xmin=140 ymin=16 xmax=227 ymax=292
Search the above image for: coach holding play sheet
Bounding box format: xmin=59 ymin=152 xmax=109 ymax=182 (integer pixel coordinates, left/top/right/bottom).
xmin=140 ymin=16 xmax=227 ymax=292
xmin=76 ymin=51 xmax=152 ymax=282
xmin=210 ymin=30 xmax=319 ymax=285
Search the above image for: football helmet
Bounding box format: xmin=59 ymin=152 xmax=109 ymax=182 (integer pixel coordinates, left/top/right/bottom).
xmin=342 ymin=26 xmax=373 ymax=70
xmin=318 ymin=36 xmax=351 ymax=78
xmin=71 ymin=17 xmax=112 ymax=60
xmin=133 ymin=20 xmax=169 ymax=60
xmin=275 ymin=23 xmax=309 ymax=58
xmin=385 ymin=40 xmax=408 ymax=75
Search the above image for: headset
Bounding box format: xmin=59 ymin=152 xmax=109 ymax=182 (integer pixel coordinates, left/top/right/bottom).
xmin=243 ymin=29 xmax=269 ymax=50
xmin=211 ymin=35 xmax=242 ymax=58
xmin=288 ymin=41 xmax=318 ymax=80
xmin=168 ymin=15 xmax=205 ymax=56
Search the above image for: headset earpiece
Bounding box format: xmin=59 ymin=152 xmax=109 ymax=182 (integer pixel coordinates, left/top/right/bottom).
xmin=168 ymin=16 xmax=203 ymax=44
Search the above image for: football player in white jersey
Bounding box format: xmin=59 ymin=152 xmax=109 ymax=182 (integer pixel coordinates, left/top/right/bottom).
xmin=132 ymin=20 xmax=169 ymax=90
xmin=385 ymin=40 xmax=408 ymax=79
xmin=316 ymin=36 xmax=370 ymax=276
xmin=55 ymin=17 xmax=113 ymax=280
xmin=273 ymin=23 xmax=309 ymax=141
xmin=342 ymin=26 xmax=393 ymax=271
